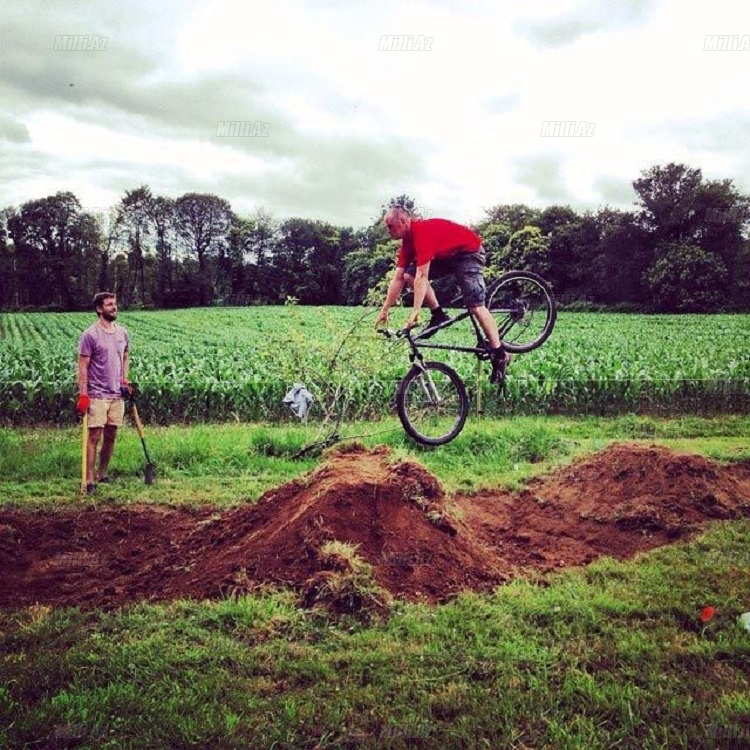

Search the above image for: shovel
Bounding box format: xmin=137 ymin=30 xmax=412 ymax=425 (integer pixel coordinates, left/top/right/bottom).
xmin=130 ymin=401 xmax=157 ymax=485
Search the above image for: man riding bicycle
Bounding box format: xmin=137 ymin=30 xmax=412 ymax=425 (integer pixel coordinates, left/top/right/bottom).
xmin=375 ymin=199 xmax=511 ymax=383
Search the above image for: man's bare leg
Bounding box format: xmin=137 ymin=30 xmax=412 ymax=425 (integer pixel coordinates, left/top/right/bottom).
xmin=87 ymin=427 xmax=102 ymax=485
xmin=97 ymin=425 xmax=118 ymax=481
xmin=469 ymin=305 xmax=501 ymax=348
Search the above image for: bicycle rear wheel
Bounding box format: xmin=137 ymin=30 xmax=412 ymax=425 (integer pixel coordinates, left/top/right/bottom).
xmin=396 ymin=361 xmax=469 ymax=446
xmin=486 ymin=271 xmax=557 ymax=353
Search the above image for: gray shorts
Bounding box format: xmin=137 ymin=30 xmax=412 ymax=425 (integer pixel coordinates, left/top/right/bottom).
xmin=404 ymin=246 xmax=487 ymax=307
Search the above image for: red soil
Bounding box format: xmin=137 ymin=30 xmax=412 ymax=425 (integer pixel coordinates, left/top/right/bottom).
xmin=1 ymin=443 xmax=748 ymax=609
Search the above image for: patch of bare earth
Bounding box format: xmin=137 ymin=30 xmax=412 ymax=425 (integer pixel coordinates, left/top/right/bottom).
xmin=1 ymin=443 xmax=748 ymax=609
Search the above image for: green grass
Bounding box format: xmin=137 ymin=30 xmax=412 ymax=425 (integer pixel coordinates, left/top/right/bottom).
xmin=1 ymin=415 xmax=749 ymax=507
xmin=1 ymin=416 xmax=749 ymax=748
xmin=1 ymin=520 xmax=748 ymax=749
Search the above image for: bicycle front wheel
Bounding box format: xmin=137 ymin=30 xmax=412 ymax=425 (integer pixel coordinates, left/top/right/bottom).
xmin=396 ymin=361 xmax=469 ymax=446
xmin=487 ymin=271 xmax=557 ymax=353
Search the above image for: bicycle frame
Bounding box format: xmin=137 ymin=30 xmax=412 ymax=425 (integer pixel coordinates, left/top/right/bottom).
xmin=380 ymin=316 xmax=481 ymax=385
xmin=400 ymin=302 xmax=519 ymax=361
xmin=410 ymin=308 xmax=486 ymax=357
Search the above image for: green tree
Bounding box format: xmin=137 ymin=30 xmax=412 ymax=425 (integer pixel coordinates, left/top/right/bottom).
xmin=173 ymin=193 xmax=233 ymax=305
xmin=115 ymin=186 xmax=153 ymax=307
xmin=0 ymin=209 xmax=17 ymax=308
xmin=634 ymin=163 xmax=750 ymax=309
xmin=633 ymin=163 xmax=703 ymax=244
xmin=644 ymin=242 xmax=729 ymax=312
xmin=482 ymin=204 xmax=541 ymax=233
xmin=342 ymin=240 xmax=398 ymax=305
xmin=587 ymin=209 xmax=651 ymax=307
xmin=149 ymin=196 xmax=176 ymax=306
xmin=474 ymin=221 xmax=511 ymax=275
xmin=693 ymin=178 xmax=750 ymax=307
xmin=535 ymin=206 xmax=590 ymax=297
xmin=271 ymin=218 xmax=342 ymax=304
xmin=6 ymin=192 xmax=97 ymax=310
xmin=499 ymin=226 xmax=551 ymax=276
xmin=241 ymin=208 xmax=279 ymax=303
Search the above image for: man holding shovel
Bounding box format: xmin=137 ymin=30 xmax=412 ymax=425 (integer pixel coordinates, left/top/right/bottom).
xmin=76 ymin=292 xmax=132 ymax=494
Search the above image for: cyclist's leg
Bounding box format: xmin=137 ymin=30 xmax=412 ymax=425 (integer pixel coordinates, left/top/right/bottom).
xmin=468 ymin=305 xmax=510 ymax=382
xmin=469 ymin=305 xmax=500 ymax=348
xmin=453 ymin=248 xmax=510 ymax=381
xmin=452 ymin=247 xmax=500 ymax=347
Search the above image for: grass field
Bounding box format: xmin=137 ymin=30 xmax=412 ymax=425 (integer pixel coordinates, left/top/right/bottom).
xmin=1 ymin=416 xmax=749 ymax=749
xmin=0 ymin=308 xmax=748 ymax=424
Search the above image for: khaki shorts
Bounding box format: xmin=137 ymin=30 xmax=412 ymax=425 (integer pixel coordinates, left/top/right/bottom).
xmin=88 ymin=398 xmax=125 ymax=428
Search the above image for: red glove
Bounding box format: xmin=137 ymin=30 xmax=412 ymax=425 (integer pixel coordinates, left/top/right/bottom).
xmin=76 ymin=394 xmax=90 ymax=414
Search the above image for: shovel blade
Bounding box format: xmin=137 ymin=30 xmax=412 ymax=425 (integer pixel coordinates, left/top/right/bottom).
xmin=144 ymin=463 xmax=157 ymax=485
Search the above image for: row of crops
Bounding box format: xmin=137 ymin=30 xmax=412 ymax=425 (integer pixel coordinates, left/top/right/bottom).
xmin=0 ymin=307 xmax=748 ymax=425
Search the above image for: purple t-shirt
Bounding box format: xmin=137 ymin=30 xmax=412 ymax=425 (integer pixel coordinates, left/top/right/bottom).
xmin=78 ymin=323 xmax=130 ymax=398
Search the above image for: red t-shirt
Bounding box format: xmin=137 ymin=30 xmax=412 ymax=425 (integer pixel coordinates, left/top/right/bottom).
xmin=396 ymin=218 xmax=482 ymax=268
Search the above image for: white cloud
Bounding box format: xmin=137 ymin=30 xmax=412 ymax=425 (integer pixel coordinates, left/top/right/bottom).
xmin=2 ymin=0 xmax=750 ymax=225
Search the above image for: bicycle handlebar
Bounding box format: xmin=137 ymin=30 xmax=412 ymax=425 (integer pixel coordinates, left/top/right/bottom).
xmin=377 ymin=327 xmax=413 ymax=341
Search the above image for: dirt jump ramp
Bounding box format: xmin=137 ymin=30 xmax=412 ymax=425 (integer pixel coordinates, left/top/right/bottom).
xmin=1 ymin=443 xmax=748 ymax=609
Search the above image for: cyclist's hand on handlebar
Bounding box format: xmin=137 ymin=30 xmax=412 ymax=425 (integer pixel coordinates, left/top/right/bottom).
xmin=377 ymin=326 xmax=407 ymax=340
xmin=405 ymin=311 xmax=420 ymax=330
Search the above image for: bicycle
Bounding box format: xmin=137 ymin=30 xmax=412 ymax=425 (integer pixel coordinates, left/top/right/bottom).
xmin=379 ymin=270 xmax=557 ymax=446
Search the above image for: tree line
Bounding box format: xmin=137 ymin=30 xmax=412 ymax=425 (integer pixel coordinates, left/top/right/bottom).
xmin=0 ymin=163 xmax=748 ymax=313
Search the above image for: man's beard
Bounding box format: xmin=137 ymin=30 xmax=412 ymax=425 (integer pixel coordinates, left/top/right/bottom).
xmin=102 ymin=311 xmax=117 ymax=322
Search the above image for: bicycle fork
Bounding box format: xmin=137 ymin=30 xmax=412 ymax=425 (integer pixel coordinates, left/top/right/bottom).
xmin=410 ymin=353 xmax=442 ymax=405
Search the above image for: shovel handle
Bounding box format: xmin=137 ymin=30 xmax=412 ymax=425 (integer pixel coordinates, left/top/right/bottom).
xmin=130 ymin=402 xmax=155 ymax=468
xmin=80 ymin=412 xmax=88 ymax=495
xmin=131 ymin=403 xmax=146 ymax=439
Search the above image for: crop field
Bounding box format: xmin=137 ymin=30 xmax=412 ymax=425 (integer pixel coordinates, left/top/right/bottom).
xmin=0 ymin=307 xmax=748 ymax=425
xmin=1 ymin=308 xmax=750 ymax=749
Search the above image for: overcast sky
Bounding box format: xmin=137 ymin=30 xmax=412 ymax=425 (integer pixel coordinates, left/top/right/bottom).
xmin=2 ymin=0 xmax=749 ymax=227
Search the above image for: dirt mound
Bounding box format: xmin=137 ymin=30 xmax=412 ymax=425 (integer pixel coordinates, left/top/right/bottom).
xmin=459 ymin=443 xmax=750 ymax=573
xmin=0 ymin=505 xmax=211 ymax=609
xmin=530 ymin=443 xmax=750 ymax=532
xmin=0 ymin=443 xmax=748 ymax=609
xmin=162 ymin=444 xmax=507 ymax=602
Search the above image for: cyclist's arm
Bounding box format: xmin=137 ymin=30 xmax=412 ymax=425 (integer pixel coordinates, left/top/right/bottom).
xmin=378 ymin=267 xmax=406 ymax=320
xmin=411 ymin=262 xmax=431 ymax=314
